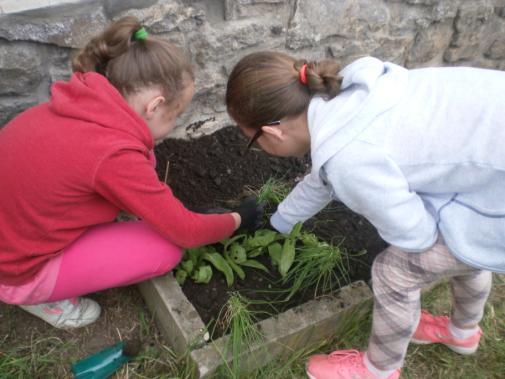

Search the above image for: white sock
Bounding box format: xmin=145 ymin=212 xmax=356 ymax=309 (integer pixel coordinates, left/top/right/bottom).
xmin=449 ymin=322 xmax=479 ymax=339
xmin=364 ymin=352 xmax=397 ymax=378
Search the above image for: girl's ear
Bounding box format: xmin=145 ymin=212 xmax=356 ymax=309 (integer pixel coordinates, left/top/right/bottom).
xmin=262 ymin=125 xmax=286 ymax=142
xmin=145 ymin=96 xmax=166 ymax=119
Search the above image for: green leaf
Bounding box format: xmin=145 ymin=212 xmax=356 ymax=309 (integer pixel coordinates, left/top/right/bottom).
xmin=175 ymin=269 xmax=188 ymax=285
xmin=229 ymin=244 xmax=247 ymax=264
xmin=247 ymin=247 xmax=264 ymax=258
xmin=224 ymin=251 xmax=246 ymax=280
xmin=192 ymin=265 xmax=213 ymax=284
xmin=240 ymin=259 xmax=269 ymax=273
xmin=247 ymin=229 xmax=278 ymax=248
xmin=289 ymin=222 xmax=303 ymax=239
xmin=279 ymin=239 xmax=296 ymax=277
xmin=181 ymin=260 xmax=194 ymax=274
xmin=220 ymin=234 xmax=246 ymax=249
xmin=268 ymin=243 xmax=282 ymax=266
xmin=203 ymin=252 xmax=235 ymax=286
xmin=185 ymin=246 xmax=215 ymax=264
xmin=300 ymin=232 xmax=319 ymax=248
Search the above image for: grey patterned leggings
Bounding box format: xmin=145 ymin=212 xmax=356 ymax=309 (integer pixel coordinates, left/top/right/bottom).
xmin=367 ymin=240 xmax=493 ymax=371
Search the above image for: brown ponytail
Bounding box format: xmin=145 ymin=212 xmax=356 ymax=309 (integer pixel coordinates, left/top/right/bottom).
xmin=226 ymin=51 xmax=342 ymax=131
xmin=72 ymin=16 xmax=194 ymax=103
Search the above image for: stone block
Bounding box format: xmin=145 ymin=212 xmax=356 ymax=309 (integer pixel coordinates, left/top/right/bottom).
xmin=103 ymin=0 xmax=158 ymax=18
xmin=138 ymin=273 xmax=208 ymax=355
xmin=224 ymin=0 xmax=289 ymax=21
xmin=286 ymin=0 xmax=389 ymax=50
xmin=139 ymin=273 xmax=372 ymax=378
xmin=407 ymin=21 xmax=453 ymax=65
xmin=444 ymin=2 xmax=494 ymax=62
xmin=0 ymin=43 xmax=43 ymax=96
xmin=485 ymin=37 xmax=505 ymax=59
xmin=0 ymin=3 xmax=107 ymax=48
xmin=116 ymin=2 xmax=205 ymax=34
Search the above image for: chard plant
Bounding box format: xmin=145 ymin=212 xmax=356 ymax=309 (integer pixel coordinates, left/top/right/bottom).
xmin=175 ymin=222 xmax=352 ymax=300
xmin=176 ymin=177 xmax=353 ymax=302
xmin=175 ymin=230 xmax=276 ymax=287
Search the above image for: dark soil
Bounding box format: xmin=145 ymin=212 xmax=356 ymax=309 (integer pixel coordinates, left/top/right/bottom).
xmin=154 ymin=126 xmax=387 ymax=335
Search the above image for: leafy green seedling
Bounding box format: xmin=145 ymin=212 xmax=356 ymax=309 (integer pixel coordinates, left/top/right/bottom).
xmin=192 ymin=264 xmax=213 ymax=284
xmin=240 ymin=259 xmax=269 ymax=272
xmin=244 ymin=229 xmax=278 ymax=249
xmin=279 ymin=222 xmax=302 ymax=277
xmin=203 ymin=252 xmax=234 ymax=286
xmin=229 ymin=244 xmax=247 ymax=264
xmin=224 ymin=248 xmax=246 ymax=281
xmin=268 ymin=243 xmax=282 ymax=266
xmin=175 ymin=268 xmax=188 ymax=285
xmin=181 ymin=260 xmax=194 ymax=274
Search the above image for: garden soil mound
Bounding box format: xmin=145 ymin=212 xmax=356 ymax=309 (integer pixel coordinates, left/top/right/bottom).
xmin=154 ymin=126 xmax=386 ymax=333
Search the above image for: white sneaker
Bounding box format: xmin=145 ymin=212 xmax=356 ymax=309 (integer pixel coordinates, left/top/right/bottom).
xmin=19 ymin=297 xmax=101 ymax=329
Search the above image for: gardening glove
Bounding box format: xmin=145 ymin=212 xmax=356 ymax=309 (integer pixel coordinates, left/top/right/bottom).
xmin=235 ymin=196 xmax=265 ymax=232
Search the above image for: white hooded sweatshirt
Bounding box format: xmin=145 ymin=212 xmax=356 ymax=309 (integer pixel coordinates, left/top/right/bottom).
xmin=271 ymin=57 xmax=505 ymax=273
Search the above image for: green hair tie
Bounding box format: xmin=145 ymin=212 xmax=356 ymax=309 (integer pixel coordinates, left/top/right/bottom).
xmin=134 ymin=27 xmax=148 ymax=41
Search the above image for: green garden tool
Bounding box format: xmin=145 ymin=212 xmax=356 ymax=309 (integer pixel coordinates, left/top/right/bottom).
xmin=71 ymin=340 xmax=139 ymax=379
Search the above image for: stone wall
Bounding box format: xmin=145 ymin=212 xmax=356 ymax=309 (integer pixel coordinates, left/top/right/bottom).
xmin=1 ymin=0 xmax=505 ymax=137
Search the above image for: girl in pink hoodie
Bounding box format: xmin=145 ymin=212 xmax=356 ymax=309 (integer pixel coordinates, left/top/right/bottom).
xmin=0 ymin=17 xmax=262 ymax=329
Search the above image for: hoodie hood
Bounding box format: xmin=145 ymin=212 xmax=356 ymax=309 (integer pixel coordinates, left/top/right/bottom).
xmin=308 ymin=57 xmax=408 ymax=173
xmin=49 ymin=72 xmax=153 ymax=150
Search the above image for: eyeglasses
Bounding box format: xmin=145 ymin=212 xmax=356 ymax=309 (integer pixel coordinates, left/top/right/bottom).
xmin=246 ymin=120 xmax=281 ymax=149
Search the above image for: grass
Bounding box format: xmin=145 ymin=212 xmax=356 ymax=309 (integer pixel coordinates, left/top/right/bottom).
xmin=0 ymin=335 xmax=74 ymax=378
xmin=401 ymin=274 xmax=505 ymax=379
xmin=281 ymin=232 xmax=351 ymax=300
xmin=213 ymin=292 xmax=265 ymax=378
xmin=247 ymin=177 xmax=292 ymax=213
xmin=1 ymin=275 xmax=504 ymax=378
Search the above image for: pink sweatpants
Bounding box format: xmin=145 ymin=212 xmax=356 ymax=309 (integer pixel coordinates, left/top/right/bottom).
xmin=47 ymin=220 xmax=182 ymax=302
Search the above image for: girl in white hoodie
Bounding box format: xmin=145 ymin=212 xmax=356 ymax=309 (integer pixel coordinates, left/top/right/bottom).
xmin=226 ymin=51 xmax=504 ymax=379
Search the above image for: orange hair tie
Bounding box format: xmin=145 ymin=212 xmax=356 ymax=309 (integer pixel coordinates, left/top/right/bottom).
xmin=299 ymin=64 xmax=308 ymax=85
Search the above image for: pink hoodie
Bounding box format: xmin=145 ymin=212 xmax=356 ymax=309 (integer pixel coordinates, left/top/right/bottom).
xmin=0 ymin=72 xmax=235 ymax=286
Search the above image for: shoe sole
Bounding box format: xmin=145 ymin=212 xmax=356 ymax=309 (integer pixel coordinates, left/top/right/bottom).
xmin=306 ymin=371 xmax=316 ymax=379
xmin=411 ymin=338 xmax=478 ymax=355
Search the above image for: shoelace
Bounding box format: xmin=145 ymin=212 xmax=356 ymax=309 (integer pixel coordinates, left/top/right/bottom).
xmin=420 ymin=310 xmax=478 ymax=340
xmin=420 ymin=310 xmax=449 ymax=327
xmin=328 ymin=349 xmax=362 ymax=367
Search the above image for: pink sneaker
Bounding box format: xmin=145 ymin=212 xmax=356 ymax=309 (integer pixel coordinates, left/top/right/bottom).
xmin=411 ymin=310 xmax=482 ymax=355
xmin=306 ymin=349 xmax=400 ymax=379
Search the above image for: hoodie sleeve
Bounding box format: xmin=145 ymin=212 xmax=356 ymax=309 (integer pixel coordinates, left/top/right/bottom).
xmin=324 ymin=144 xmax=438 ymax=252
xmin=270 ymin=171 xmax=332 ymax=233
xmin=93 ymin=149 xmax=236 ymax=248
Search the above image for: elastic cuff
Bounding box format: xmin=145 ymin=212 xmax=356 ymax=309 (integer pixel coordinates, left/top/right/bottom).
xmin=270 ymin=212 xmax=295 ymax=234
